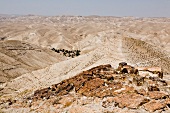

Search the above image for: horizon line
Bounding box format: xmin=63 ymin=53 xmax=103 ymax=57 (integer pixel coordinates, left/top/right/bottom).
xmin=1 ymin=13 xmax=170 ymax=18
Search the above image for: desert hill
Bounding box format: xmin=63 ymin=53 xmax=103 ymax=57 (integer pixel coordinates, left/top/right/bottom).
xmin=1 ymin=16 xmax=170 ymax=52
xmin=0 ymin=15 xmax=170 ymax=113
xmin=0 ymin=40 xmax=66 ymax=83
xmin=1 ymin=35 xmax=170 ymax=95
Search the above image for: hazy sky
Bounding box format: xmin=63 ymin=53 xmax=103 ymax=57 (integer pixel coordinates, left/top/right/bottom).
xmin=0 ymin=0 xmax=170 ymax=17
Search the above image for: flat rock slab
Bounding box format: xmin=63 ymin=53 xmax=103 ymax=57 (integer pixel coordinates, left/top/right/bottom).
xmin=68 ymin=106 xmax=96 ymax=113
xmin=144 ymin=100 xmax=166 ymax=112
xmin=113 ymin=93 xmax=147 ymax=109
xmin=148 ymin=91 xmax=168 ymax=99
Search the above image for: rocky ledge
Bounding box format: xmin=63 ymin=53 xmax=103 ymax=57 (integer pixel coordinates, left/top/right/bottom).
xmin=1 ymin=63 xmax=170 ymax=113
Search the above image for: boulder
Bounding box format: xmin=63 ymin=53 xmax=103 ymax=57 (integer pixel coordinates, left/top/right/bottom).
xmin=58 ymin=96 xmax=75 ymax=107
xmin=77 ymin=78 xmax=105 ymax=96
xmin=144 ymin=100 xmax=166 ymax=112
xmin=148 ymin=85 xmax=160 ymax=91
xmin=147 ymin=67 xmax=162 ymax=72
xmin=136 ymin=89 xmax=147 ymax=96
xmin=148 ymin=91 xmax=168 ymax=99
xmin=69 ymin=106 xmax=95 ymax=113
xmin=133 ymin=76 xmax=145 ymax=86
xmin=102 ymin=97 xmax=115 ymax=108
xmin=113 ymin=93 xmax=147 ymax=109
xmin=136 ymin=67 xmax=163 ymax=79
xmin=119 ymin=62 xmax=127 ymax=67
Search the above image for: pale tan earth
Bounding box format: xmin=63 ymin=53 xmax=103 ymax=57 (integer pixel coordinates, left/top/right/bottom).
xmin=0 ymin=15 xmax=170 ymax=113
xmin=0 ymin=40 xmax=66 ymax=83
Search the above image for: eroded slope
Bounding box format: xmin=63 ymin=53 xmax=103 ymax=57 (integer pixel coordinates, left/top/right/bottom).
xmin=0 ymin=40 xmax=66 ymax=83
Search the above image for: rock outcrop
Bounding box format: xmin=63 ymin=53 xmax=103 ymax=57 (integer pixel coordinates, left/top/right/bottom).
xmin=1 ymin=63 xmax=169 ymax=113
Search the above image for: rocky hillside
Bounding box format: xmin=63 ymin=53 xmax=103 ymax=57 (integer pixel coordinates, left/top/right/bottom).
xmin=1 ymin=63 xmax=169 ymax=113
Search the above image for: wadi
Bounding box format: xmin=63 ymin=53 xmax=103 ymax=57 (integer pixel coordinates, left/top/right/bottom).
xmin=0 ymin=15 xmax=170 ymax=113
